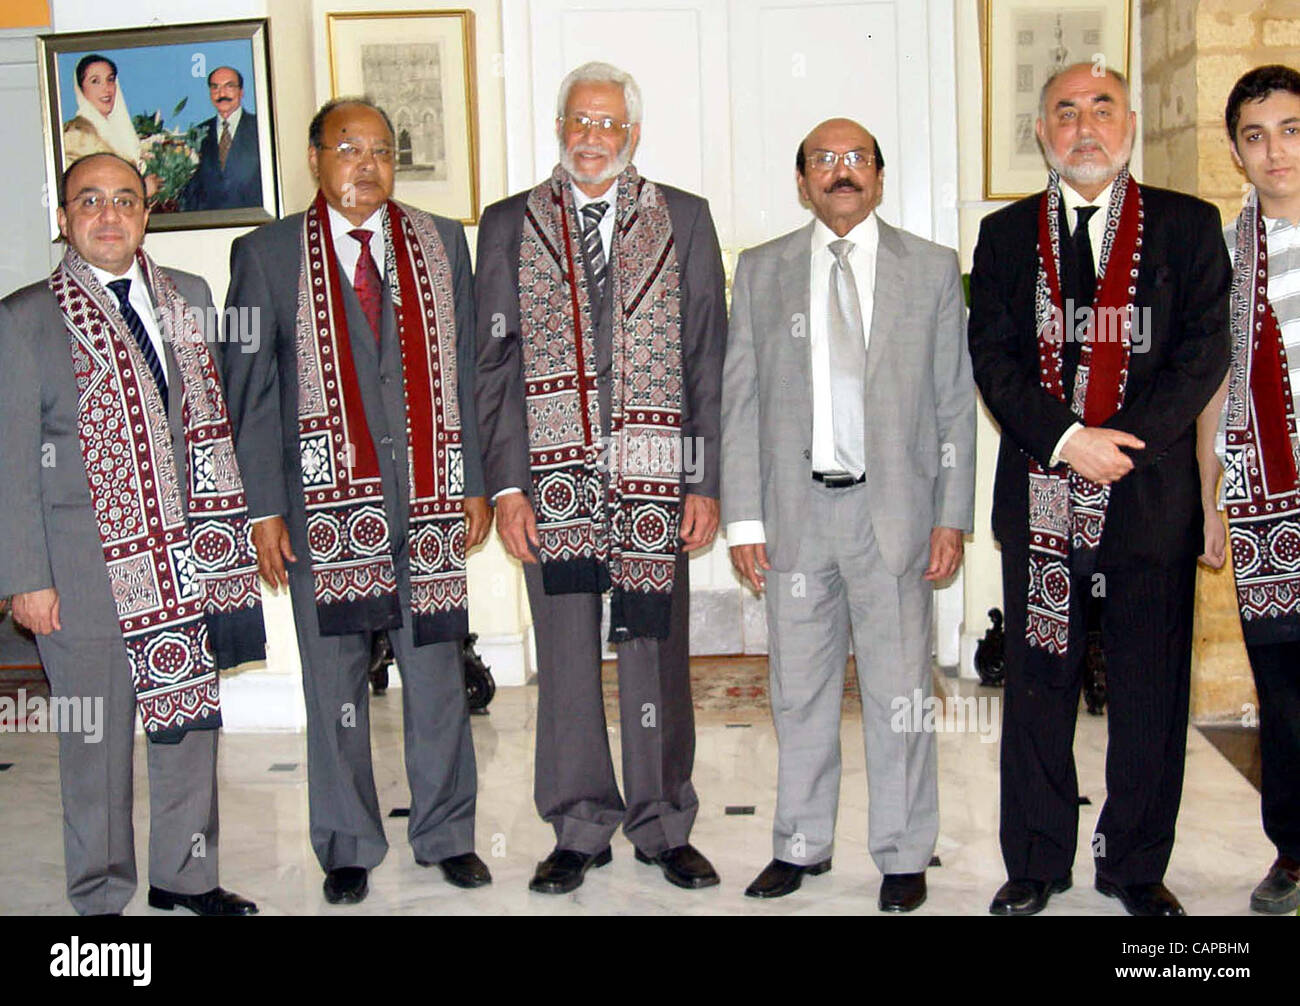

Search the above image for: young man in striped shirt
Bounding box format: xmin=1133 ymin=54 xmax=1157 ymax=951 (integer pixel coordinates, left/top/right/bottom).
xmin=1198 ymin=64 xmax=1300 ymax=915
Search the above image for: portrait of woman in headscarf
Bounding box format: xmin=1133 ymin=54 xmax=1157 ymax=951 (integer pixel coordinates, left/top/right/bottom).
xmin=62 ymin=53 xmax=160 ymax=196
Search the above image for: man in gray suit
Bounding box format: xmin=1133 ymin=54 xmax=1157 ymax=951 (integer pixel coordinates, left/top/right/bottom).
xmin=475 ymin=62 xmax=727 ymax=893
xmin=722 ymin=119 xmax=975 ymax=910
xmin=221 ymin=98 xmax=492 ymax=905
xmin=0 ymin=152 xmax=261 ymax=915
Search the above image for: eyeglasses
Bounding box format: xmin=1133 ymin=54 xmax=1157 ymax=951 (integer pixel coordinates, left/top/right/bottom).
xmin=70 ymin=193 xmax=142 ymax=213
xmin=560 ymin=113 xmax=634 ymax=137
xmin=324 ymin=141 xmax=395 ymax=164
xmin=806 ymin=149 xmax=876 ymax=171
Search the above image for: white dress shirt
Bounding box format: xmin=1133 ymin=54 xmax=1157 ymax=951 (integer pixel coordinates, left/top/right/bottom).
xmin=328 ymin=203 xmax=388 ymax=285
xmin=1050 ymin=178 xmax=1117 ymax=467
xmin=493 ymin=179 xmax=619 ymax=504
xmin=217 ymin=104 xmax=244 ymax=142
xmin=90 ymin=259 xmax=168 ymax=383
xmin=571 ymin=178 xmax=617 ymax=263
xmin=726 ymin=213 xmax=880 ymax=547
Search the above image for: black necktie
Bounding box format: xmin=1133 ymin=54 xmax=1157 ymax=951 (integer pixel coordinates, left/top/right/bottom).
xmin=107 ymin=278 xmax=168 ymax=408
xmin=1074 ymin=205 xmax=1099 ymax=308
xmin=580 ymin=201 xmax=609 ymax=299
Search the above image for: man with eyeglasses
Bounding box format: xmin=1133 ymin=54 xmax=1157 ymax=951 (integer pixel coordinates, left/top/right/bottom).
xmin=179 ymin=65 xmax=262 ymax=212
xmin=721 ymin=118 xmax=974 ymax=909
xmin=0 ymin=152 xmax=263 ymax=915
xmin=221 ymin=97 xmax=492 ymax=905
xmin=475 ymin=61 xmax=727 ymax=894
xmin=969 ymin=63 xmax=1229 ymax=917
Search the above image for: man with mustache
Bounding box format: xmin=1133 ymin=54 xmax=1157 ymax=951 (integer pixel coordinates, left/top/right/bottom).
xmin=0 ymin=153 xmax=262 ymax=915
xmin=180 ymin=66 xmax=262 ymax=212
xmin=722 ymin=118 xmax=974 ymax=909
xmin=968 ymin=62 xmax=1231 ymax=916
xmin=1197 ymin=64 xmax=1300 ymax=915
xmin=474 ymin=61 xmax=726 ymax=894
xmin=221 ymin=98 xmax=492 ymax=905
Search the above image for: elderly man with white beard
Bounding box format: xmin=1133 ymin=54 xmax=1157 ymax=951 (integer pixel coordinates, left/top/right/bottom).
xmin=968 ymin=62 xmax=1231 ymax=916
xmin=473 ymin=62 xmax=727 ymax=894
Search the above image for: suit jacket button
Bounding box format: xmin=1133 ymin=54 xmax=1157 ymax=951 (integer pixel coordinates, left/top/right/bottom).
xmin=803 ymin=449 xmax=811 ymax=460
xmin=380 ymin=435 xmax=393 ymax=445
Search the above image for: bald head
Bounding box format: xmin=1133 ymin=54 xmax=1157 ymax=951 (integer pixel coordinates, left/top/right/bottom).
xmin=795 ymin=118 xmax=885 ymax=237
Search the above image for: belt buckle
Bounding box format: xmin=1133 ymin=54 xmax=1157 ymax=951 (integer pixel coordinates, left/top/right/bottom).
xmin=816 ymin=471 xmax=859 ymax=488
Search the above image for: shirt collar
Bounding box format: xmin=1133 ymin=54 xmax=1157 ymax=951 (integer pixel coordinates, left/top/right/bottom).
xmin=1059 ymin=177 xmax=1116 ymax=219
xmin=326 ymin=202 xmax=387 ymax=242
xmin=217 ymin=104 xmax=243 ymax=133
xmin=87 ymin=257 xmax=145 ymax=296
xmin=570 ymin=178 xmax=617 ymax=214
xmin=811 ymin=211 xmax=879 ymax=255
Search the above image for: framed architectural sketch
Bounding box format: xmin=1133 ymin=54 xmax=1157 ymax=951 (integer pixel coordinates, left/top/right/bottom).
xmin=38 ymin=19 xmax=281 ymax=233
xmin=327 ymin=9 xmax=480 ymax=224
xmin=982 ymin=0 xmax=1131 ymax=199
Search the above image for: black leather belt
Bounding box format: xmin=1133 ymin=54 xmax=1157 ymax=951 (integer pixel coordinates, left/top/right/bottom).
xmin=812 ymin=471 xmax=865 ymax=488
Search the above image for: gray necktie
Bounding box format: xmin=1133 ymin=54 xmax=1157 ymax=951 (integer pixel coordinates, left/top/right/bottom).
xmin=581 ymin=201 xmax=609 ymax=299
xmin=827 ymin=238 xmax=866 ymax=476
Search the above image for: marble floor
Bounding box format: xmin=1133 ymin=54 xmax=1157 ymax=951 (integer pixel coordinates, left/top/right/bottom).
xmin=0 ymin=675 xmax=1281 ymax=916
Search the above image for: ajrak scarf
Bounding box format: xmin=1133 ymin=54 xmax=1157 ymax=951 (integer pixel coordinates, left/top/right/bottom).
xmin=1222 ymin=191 xmax=1300 ymax=644
xmin=50 ymin=247 xmax=263 ymax=743
xmin=295 ymin=192 xmax=468 ymax=645
xmin=1026 ymin=167 xmax=1143 ymax=655
xmin=519 ymin=164 xmax=683 ymax=642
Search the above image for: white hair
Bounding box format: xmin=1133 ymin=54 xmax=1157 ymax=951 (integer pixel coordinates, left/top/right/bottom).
xmin=555 ymin=61 xmax=643 ymax=124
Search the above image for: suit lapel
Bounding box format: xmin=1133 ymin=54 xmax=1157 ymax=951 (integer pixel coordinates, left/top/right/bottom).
xmin=865 ymin=217 xmax=905 ymax=395
xmin=779 ymin=223 xmax=814 ymax=438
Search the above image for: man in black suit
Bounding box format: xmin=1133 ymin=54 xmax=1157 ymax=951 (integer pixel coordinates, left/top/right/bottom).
xmin=180 ymin=66 xmax=261 ymax=211
xmin=221 ymin=98 xmax=492 ymax=905
xmin=474 ymin=61 xmax=726 ymax=894
xmin=968 ymin=62 xmax=1231 ymax=916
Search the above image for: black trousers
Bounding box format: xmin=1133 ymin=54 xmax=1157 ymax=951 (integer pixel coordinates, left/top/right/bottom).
xmin=999 ymin=549 xmax=1197 ymax=885
xmin=1242 ymin=640 xmax=1300 ymax=862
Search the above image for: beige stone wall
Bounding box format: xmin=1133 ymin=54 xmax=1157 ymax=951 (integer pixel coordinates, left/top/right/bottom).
xmin=1142 ymin=0 xmax=1300 ymax=722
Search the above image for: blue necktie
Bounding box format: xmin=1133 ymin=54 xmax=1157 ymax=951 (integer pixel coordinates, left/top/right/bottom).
xmin=107 ymin=278 xmax=168 ymax=409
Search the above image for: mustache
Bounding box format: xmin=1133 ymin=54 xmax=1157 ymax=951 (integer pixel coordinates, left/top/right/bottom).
xmin=825 ymin=178 xmax=862 ymax=193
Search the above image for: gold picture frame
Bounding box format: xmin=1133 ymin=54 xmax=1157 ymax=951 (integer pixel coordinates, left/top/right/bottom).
xmin=326 ymin=9 xmax=480 ymax=224
xmin=982 ymin=0 xmax=1131 ymax=200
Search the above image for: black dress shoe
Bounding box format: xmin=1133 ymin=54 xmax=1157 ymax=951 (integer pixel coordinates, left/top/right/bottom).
xmin=420 ymin=851 xmax=492 ymax=889
xmin=323 ymin=867 xmax=369 ymax=905
xmin=147 ymin=886 xmax=259 ymax=916
xmin=528 ymin=847 xmax=612 ymax=894
xmin=879 ymin=872 xmax=927 ymax=912
xmin=1250 ymin=856 xmax=1300 ymax=914
xmin=1095 ymin=878 xmax=1185 ymax=916
xmin=633 ymin=844 xmax=720 ymax=889
xmin=744 ymin=858 xmax=832 ymax=899
xmin=989 ymin=874 xmax=1072 ymax=916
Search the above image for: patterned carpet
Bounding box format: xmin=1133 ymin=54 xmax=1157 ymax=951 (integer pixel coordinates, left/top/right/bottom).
xmin=602 ymin=655 xmax=863 ymax=716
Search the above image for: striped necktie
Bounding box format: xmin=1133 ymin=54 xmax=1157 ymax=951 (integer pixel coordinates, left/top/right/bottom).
xmin=219 ymin=119 xmax=232 ymax=170
xmin=106 ymin=278 xmax=167 ymax=409
xmin=580 ymin=201 xmax=608 ymax=299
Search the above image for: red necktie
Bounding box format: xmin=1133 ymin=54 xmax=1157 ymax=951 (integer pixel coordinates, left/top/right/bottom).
xmin=349 ymin=228 xmax=382 ymax=342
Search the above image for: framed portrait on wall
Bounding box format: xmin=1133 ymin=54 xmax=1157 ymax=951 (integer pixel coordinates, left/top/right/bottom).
xmin=982 ymin=0 xmax=1132 ymax=200
xmin=37 ymin=19 xmax=281 ymax=234
xmin=326 ymin=9 xmax=480 ymax=225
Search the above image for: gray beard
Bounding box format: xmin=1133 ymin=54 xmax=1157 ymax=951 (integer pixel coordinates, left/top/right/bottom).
xmin=560 ymin=140 xmax=632 ymax=185
xmin=1045 ymin=131 xmax=1134 ymax=188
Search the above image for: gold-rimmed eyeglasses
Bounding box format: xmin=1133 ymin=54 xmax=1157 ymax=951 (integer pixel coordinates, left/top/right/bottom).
xmin=806 ymin=149 xmax=876 ymax=171
xmin=559 ymin=113 xmax=634 ymax=137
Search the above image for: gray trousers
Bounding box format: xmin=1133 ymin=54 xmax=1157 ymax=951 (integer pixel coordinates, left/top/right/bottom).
xmin=524 ymin=550 xmax=698 ymax=856
xmin=288 ymin=558 xmax=477 ymax=872
xmin=38 ymin=630 xmax=219 ymax=915
xmin=765 ymin=480 xmax=938 ymax=874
